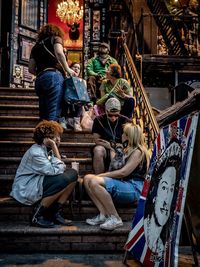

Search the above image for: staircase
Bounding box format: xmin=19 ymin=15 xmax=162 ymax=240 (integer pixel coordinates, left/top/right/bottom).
xmin=147 ymin=0 xmax=189 ymax=56
xmin=0 ymin=86 xmax=135 ymax=253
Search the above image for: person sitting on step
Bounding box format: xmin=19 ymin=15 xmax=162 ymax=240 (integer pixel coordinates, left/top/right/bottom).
xmin=86 ymin=42 xmax=118 ymax=103
xmin=10 ymin=120 xmax=78 ymax=228
xmin=98 ymin=63 xmax=135 ymax=119
xmin=92 ymin=97 xmax=130 ymax=174
xmin=84 ymin=123 xmax=150 ymax=231
xmin=60 ymin=62 xmax=87 ymax=131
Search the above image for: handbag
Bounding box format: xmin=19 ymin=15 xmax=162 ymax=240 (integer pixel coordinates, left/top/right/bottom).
xmin=64 ymin=76 xmax=90 ymax=104
xmin=40 ymin=39 xmax=90 ymax=105
xmin=96 ymin=79 xmax=120 ymax=106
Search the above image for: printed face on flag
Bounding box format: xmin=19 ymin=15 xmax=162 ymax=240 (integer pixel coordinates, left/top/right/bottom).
xmin=155 ymin=166 xmax=176 ymax=226
xmin=124 ymin=113 xmax=199 ymax=267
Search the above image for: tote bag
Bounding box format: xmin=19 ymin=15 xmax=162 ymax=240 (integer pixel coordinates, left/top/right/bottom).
xmin=64 ymin=76 xmax=90 ymax=105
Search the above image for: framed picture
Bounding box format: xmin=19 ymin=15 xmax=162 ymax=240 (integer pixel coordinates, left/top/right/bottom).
xmin=67 ymin=50 xmax=83 ymax=64
xmin=19 ymin=0 xmax=39 ymax=31
xmin=18 ymin=35 xmax=35 ymax=65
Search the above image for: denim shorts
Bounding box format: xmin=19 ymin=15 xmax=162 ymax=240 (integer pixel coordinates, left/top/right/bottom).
xmin=104 ymin=177 xmax=144 ymax=204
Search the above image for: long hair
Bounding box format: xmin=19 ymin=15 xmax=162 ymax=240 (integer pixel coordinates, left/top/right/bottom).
xmin=123 ymin=123 xmax=150 ymax=169
xmin=33 ymin=120 xmax=63 ymax=145
xmin=37 ymin=23 xmax=64 ymax=42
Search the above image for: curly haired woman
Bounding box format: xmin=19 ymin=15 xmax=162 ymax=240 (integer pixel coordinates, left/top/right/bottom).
xmin=10 ymin=120 xmax=78 ymax=228
xmin=28 ymin=23 xmax=75 ymax=121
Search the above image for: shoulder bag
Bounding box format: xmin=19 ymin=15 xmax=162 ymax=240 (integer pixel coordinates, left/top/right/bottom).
xmin=40 ymin=39 xmax=90 ymax=105
xmin=96 ymin=79 xmax=120 ymax=106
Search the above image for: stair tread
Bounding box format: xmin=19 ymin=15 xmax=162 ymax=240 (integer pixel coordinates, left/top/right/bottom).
xmin=0 ymin=157 xmax=92 ymax=162
xmin=0 ymin=95 xmax=38 ymax=99
xmin=0 ymin=220 xmax=131 ymax=235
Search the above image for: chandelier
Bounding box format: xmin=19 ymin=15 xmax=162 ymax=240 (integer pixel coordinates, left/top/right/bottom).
xmin=56 ymin=0 xmax=84 ymax=27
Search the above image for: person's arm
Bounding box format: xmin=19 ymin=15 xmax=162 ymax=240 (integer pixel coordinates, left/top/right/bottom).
xmin=54 ymin=43 xmax=75 ymax=76
xmin=98 ymin=149 xmax=142 ymax=179
xmin=86 ymin=58 xmax=98 ymax=77
xmin=115 ymin=79 xmax=133 ymax=99
xmin=43 ymin=138 xmax=61 ymax=160
xmin=28 ymin=58 xmax=37 ymax=75
xmin=93 ymin=133 xmax=112 ymax=149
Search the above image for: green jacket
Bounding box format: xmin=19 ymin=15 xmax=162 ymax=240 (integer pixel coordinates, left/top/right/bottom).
xmin=86 ymin=55 xmax=118 ymax=77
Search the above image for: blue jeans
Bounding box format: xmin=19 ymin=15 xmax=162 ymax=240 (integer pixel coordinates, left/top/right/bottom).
xmin=35 ymin=70 xmax=64 ymax=121
xmin=104 ymin=177 xmax=144 ymax=204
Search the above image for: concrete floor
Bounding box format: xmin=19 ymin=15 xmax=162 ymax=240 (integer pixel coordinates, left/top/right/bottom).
xmin=0 ymin=248 xmax=199 ymax=267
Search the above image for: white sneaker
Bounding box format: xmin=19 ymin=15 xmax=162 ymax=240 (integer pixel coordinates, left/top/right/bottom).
xmin=86 ymin=214 xmax=107 ymax=226
xmin=100 ymin=215 xmax=123 ymax=230
xmin=59 ymin=117 xmax=67 ymax=130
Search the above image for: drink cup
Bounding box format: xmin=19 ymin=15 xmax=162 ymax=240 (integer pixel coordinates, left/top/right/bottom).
xmin=71 ymin=161 xmax=79 ymax=174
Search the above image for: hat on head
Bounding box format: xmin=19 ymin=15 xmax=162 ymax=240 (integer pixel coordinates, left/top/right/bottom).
xmin=99 ymin=42 xmax=110 ymax=51
xmin=105 ymin=98 xmax=121 ymax=112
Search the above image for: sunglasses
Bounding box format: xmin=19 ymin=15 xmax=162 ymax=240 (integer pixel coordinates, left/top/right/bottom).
xmin=107 ymin=113 xmax=119 ymax=118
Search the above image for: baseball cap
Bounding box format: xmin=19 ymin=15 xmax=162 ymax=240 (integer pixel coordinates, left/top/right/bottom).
xmin=105 ymin=98 xmax=121 ymax=112
xmin=99 ymin=42 xmax=110 ymax=51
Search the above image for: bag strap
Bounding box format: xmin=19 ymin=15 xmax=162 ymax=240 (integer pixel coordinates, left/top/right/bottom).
xmin=40 ymin=38 xmax=70 ymax=77
xmin=107 ymin=78 xmax=121 ymax=96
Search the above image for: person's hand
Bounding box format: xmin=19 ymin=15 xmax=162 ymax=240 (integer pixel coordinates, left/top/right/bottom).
xmin=97 ymin=139 xmax=112 ymax=149
xmin=115 ymin=88 xmax=126 ymax=98
xmin=43 ymin=138 xmax=56 ymax=148
xmin=67 ymin=68 xmax=76 ymax=77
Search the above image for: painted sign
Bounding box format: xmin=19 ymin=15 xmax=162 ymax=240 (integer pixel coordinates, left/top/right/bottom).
xmin=125 ymin=112 xmax=199 ymax=267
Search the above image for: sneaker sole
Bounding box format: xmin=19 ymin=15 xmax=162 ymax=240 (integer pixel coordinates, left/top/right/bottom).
xmin=100 ymin=222 xmax=123 ymax=231
xmin=85 ymin=219 xmax=106 ymax=226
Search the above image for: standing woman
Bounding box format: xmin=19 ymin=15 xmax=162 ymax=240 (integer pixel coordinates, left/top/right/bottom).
xmin=28 ymin=23 xmax=75 ymax=121
xmin=84 ymin=123 xmax=150 ymax=230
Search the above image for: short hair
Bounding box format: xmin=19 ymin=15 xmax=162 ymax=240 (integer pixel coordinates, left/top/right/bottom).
xmin=33 ymin=120 xmax=63 ymax=145
xmin=109 ymin=64 xmax=122 ymax=78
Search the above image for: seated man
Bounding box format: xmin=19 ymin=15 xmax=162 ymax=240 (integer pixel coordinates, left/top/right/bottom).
xmin=86 ymin=42 xmax=118 ymax=103
xmin=92 ymin=97 xmax=129 ymax=174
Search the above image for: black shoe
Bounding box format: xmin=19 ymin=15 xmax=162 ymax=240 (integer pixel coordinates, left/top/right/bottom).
xmin=50 ymin=202 xmax=73 ymax=226
xmin=54 ymin=212 xmax=73 ymax=226
xmin=32 ymin=215 xmax=55 ymax=228
xmin=31 ymin=203 xmax=55 ymax=228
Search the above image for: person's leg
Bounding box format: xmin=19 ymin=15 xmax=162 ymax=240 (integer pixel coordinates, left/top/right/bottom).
xmin=84 ymin=174 xmax=107 ymax=216
xmin=120 ymin=97 xmax=135 ymax=119
xmin=87 ymin=76 xmax=98 ymax=103
xmin=93 ymin=145 xmax=107 ymax=174
xmin=32 ymin=169 xmax=78 ymax=227
xmin=35 ymin=70 xmax=64 ymax=121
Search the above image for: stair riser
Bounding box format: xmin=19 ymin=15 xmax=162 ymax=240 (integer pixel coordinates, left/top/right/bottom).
xmin=0 ymin=99 xmax=38 ymax=105
xmin=0 ymin=119 xmax=39 ymax=127
xmin=0 ymin=88 xmax=35 ymax=96
xmin=0 ymin=205 xmax=135 ymax=222
xmin=0 ymin=145 xmax=93 ymax=158
xmin=0 ymin=162 xmax=92 ymax=176
xmin=0 ymin=234 xmax=126 ymax=253
xmin=0 ymin=108 xmax=39 ymax=116
xmin=0 ymin=131 xmax=94 ymax=142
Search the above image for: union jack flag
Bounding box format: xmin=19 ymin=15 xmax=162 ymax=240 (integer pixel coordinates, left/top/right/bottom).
xmin=124 ymin=112 xmax=199 ymax=267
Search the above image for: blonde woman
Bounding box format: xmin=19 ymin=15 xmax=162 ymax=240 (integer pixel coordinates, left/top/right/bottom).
xmin=83 ymin=123 xmax=150 ymax=231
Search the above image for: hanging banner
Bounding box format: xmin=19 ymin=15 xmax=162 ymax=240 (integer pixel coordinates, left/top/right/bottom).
xmin=124 ymin=112 xmax=199 ymax=267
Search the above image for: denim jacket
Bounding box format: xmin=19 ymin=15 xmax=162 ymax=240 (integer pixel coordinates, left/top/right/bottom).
xmin=10 ymin=144 xmax=66 ymax=205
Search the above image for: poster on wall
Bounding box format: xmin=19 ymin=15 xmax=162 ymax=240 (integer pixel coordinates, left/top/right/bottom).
xmin=48 ymin=0 xmax=83 ymax=49
xmin=124 ymin=112 xmax=199 ymax=267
